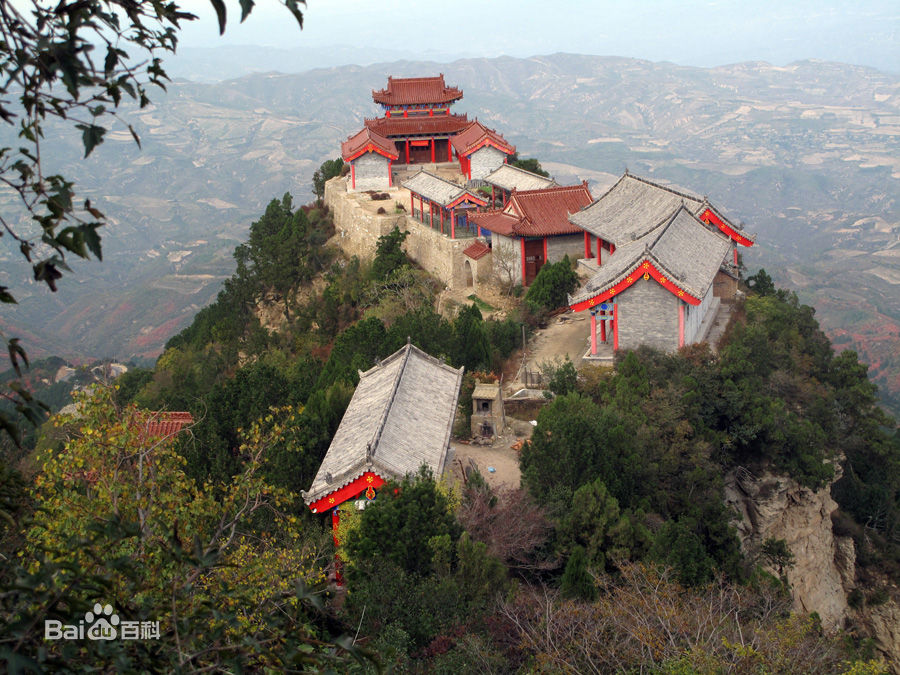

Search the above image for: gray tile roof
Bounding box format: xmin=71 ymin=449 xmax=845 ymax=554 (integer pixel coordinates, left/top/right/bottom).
xmin=303 ymin=343 xmax=464 ymax=506
xmin=570 ymin=206 xmax=731 ymax=305
xmin=484 ymin=164 xmax=557 ymax=192
xmin=402 ymin=170 xmax=477 ymax=206
xmin=569 ymin=172 xmax=754 ymax=246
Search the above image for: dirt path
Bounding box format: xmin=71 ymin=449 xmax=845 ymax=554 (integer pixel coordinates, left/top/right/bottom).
xmin=522 ymin=312 xmax=589 ymax=373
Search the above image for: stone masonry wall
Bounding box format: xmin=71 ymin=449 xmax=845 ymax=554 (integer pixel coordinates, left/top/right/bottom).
xmin=616 ymin=278 xmax=679 ymax=352
xmin=546 ymin=234 xmax=585 ymax=264
xmin=325 ymin=176 xmax=475 ymax=291
xmin=351 ymin=152 xmax=390 ymax=192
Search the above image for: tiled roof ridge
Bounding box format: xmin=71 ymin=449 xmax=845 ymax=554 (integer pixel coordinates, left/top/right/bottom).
xmin=624 ymin=172 xmax=704 ymax=205
xmin=574 ymin=172 xmax=629 ymax=214
xmin=511 ymin=182 xmax=590 ymax=198
xmin=367 ymin=343 xmax=412 ymax=460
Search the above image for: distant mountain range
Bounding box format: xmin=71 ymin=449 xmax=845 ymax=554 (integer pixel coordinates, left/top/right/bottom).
xmin=1 ymin=53 xmax=898 ymax=412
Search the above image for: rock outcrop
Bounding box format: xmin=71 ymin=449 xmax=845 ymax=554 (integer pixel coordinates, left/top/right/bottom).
xmin=724 ymin=466 xmax=855 ymax=630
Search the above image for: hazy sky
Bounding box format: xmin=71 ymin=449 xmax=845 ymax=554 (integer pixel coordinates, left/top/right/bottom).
xmin=173 ymin=0 xmax=899 ymax=72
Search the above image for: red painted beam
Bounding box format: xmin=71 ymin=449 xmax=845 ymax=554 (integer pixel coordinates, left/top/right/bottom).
xmin=569 ymin=259 xmax=701 ymax=312
xmin=308 ymin=471 xmax=386 ymax=513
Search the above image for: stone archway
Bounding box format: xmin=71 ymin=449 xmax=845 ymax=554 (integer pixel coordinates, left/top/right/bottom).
xmin=464 ymin=260 xmax=474 ymax=288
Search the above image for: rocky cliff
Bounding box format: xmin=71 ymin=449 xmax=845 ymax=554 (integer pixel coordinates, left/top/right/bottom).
xmin=725 ymin=466 xmax=900 ymax=671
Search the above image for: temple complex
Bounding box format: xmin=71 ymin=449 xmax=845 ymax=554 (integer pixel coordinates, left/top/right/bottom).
xmin=327 ymin=76 xmax=760 ymax=363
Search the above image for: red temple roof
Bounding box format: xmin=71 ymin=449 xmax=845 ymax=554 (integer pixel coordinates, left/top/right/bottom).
xmin=451 ymin=120 xmax=515 ymax=157
xmin=341 ymin=126 xmax=399 ymax=162
xmin=135 ymin=411 xmax=194 ymax=442
xmin=372 ymin=75 xmax=463 ymax=106
xmin=463 ymin=240 xmax=491 ymax=260
xmin=365 ymin=114 xmax=471 ymax=138
xmin=472 ymin=183 xmax=593 ymax=237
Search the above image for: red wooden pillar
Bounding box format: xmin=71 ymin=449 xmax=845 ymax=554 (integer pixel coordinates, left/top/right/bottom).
xmin=584 ymin=231 xmax=590 ymax=259
xmin=447 ymin=139 xmax=452 ymax=162
xmin=613 ymin=303 xmax=619 ymax=351
xmin=410 ymin=192 xmax=414 ymax=216
xmin=492 ymin=185 xmax=496 ymax=206
xmin=543 ymin=238 xmax=548 ymax=265
xmin=388 ymin=160 xmax=393 ymax=187
xmin=431 ymin=138 xmax=435 ymax=163
xmin=600 ymin=311 xmax=607 ymax=342
xmin=590 ymin=311 xmax=597 ymax=356
xmin=331 ymin=508 xmax=340 ymax=547
xmin=597 ymin=239 xmax=602 ymax=265
xmin=520 ymin=238 xmax=526 ymax=286
xmin=678 ymin=303 xmax=685 ymax=348
xmin=350 ymin=163 xmax=356 ymax=190
xmin=429 ymin=201 xmax=434 ymax=229
xmin=405 ymin=139 xmax=410 ymax=163
xmin=451 ymin=209 xmax=456 ymax=239
xmin=733 ymin=244 xmax=738 ymax=266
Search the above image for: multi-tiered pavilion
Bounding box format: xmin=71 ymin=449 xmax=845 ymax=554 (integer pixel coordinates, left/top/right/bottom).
xmin=341 ymin=75 xmax=515 ymax=192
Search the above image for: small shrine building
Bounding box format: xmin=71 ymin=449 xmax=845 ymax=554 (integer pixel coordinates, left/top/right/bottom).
xmin=470 ymin=182 xmax=594 ymax=286
xmin=302 ymin=343 xmax=464 ymax=542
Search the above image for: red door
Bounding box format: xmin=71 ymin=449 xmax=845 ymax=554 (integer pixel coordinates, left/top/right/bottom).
xmin=523 ymin=239 xmax=544 ymax=285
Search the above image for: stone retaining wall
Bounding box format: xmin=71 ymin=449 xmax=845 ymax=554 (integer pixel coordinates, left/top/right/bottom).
xmin=325 ymin=176 xmax=484 ymax=291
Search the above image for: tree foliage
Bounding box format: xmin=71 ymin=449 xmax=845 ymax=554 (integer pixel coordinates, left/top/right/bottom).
xmin=312 ymin=157 xmax=345 ymax=199
xmin=524 ymin=255 xmax=579 ymax=313
xmin=0 ymin=0 xmax=305 ymax=444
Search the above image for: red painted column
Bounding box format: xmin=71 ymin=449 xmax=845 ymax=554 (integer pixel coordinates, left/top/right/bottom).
xmin=492 ymin=185 xmax=496 ymax=206
xmin=451 ymin=209 xmax=456 ymax=239
xmin=410 ymin=192 xmax=414 ymax=216
xmin=678 ymin=303 xmax=685 ymax=348
xmin=331 ymin=509 xmax=340 ymax=547
xmin=405 ymin=139 xmax=410 ymax=164
xmin=584 ymin=231 xmax=590 ymax=259
xmin=543 ymin=237 xmax=548 ymax=264
xmin=733 ymin=244 xmax=738 ymax=266
xmin=590 ymin=311 xmax=597 ymax=356
xmin=610 ymin=244 xmax=616 ymax=255
xmin=431 ymin=138 xmax=435 ymax=163
xmin=600 ymin=312 xmax=607 ymax=342
xmin=447 ymin=140 xmax=452 ymax=162
xmin=350 ymin=163 xmax=356 ymax=190
xmin=388 ymin=160 xmax=393 ymax=187
xmin=430 ymin=201 xmax=434 ymax=229
xmin=520 ymin=238 xmax=526 ymax=286
xmin=613 ymin=303 xmax=619 ymax=351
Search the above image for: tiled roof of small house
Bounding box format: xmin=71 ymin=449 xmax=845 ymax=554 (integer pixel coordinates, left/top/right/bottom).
xmin=570 ymin=205 xmax=731 ymax=306
xmin=451 ymin=120 xmax=515 ymax=157
xmin=463 ymin=240 xmax=491 ymax=260
xmin=303 ymin=343 xmax=463 ymax=507
xmin=569 ymin=172 xmax=754 ymax=246
xmin=402 ymin=170 xmax=487 ymax=207
xmin=341 ymin=126 xmax=399 ymax=161
xmin=365 ymin=114 xmax=471 ymax=138
xmin=372 ymin=75 xmax=463 ymax=106
xmin=472 ymin=382 xmax=500 ymax=400
xmin=471 ymin=183 xmax=593 ymax=237
xmin=484 ymin=164 xmax=557 ymax=192
xmin=135 ymin=411 xmax=194 ymax=442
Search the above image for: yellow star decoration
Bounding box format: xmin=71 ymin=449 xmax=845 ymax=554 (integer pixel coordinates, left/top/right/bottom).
xmin=660 ymin=276 xmax=667 ymax=284
xmin=642 ymin=262 xmax=650 ymax=269
xmin=626 ymin=275 xmax=633 ymax=283
xmin=678 ymin=290 xmax=685 ymax=297
xmin=366 ymin=475 xmax=374 ymax=483
xmin=328 ymin=497 xmax=335 ymax=504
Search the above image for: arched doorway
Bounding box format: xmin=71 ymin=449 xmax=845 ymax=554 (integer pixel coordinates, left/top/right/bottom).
xmin=464 ymin=260 xmax=473 ymax=288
